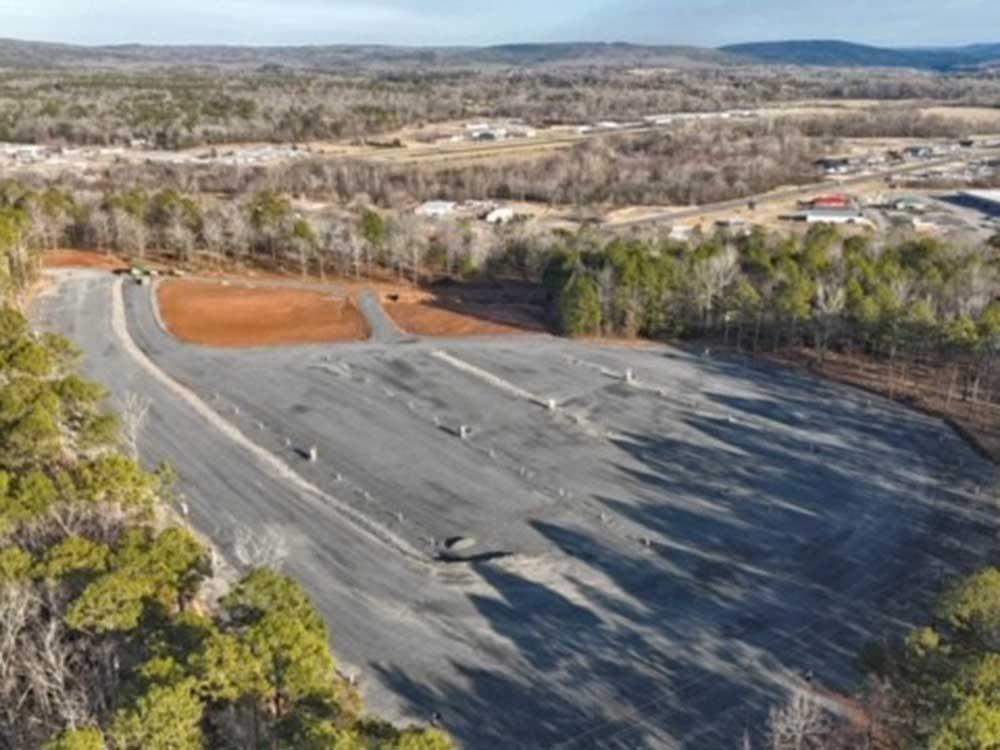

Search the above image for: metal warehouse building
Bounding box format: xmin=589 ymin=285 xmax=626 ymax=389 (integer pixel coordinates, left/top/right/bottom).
xmin=958 ymin=190 xmax=1000 ymax=216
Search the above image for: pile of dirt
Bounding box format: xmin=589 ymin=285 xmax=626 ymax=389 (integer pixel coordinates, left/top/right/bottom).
xmin=43 ymin=249 xmax=128 ymax=271
xmin=158 ymin=280 xmax=371 ymax=347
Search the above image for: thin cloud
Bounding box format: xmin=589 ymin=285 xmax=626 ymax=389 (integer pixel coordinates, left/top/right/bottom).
xmin=0 ymin=0 xmax=992 ymax=46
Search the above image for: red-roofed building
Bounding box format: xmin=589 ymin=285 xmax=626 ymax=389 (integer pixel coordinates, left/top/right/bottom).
xmin=811 ymin=193 xmax=852 ymax=209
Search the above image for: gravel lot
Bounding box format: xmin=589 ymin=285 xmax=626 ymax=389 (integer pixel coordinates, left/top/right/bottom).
xmin=31 ymin=269 xmax=997 ymax=749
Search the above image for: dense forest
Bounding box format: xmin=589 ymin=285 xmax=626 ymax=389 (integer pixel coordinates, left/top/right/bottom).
xmin=68 ymin=119 xmax=827 ymax=209
xmin=545 ymin=224 xmax=998 ymax=347
xmin=338 ymin=121 xmax=822 ymax=208
xmin=0 ymin=199 xmax=453 ymax=748
xmin=544 ymin=224 xmax=1000 ymax=415
xmin=2 ymin=65 xmax=1000 ymax=148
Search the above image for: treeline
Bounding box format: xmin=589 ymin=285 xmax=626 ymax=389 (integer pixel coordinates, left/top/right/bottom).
xmin=544 ymin=226 xmax=1000 ymax=404
xmin=0 ymin=179 xmax=477 ymax=284
xmin=0 ymin=199 xmax=452 ymax=747
xmin=332 ymin=121 xmax=822 ymax=208
xmin=3 ymin=65 xmax=1000 ymax=148
xmin=793 ymin=108 xmax=983 ymax=139
xmin=91 ymin=120 xmax=821 ymax=209
xmin=746 ymin=565 xmax=1000 ymax=748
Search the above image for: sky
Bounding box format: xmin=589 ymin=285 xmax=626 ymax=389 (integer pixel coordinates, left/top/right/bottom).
xmin=0 ymin=0 xmax=996 ymax=48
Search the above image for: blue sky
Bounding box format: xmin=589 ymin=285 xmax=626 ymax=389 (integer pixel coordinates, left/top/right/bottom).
xmin=0 ymin=0 xmax=995 ymax=47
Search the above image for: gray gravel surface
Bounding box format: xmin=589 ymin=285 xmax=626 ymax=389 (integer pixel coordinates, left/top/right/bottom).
xmin=359 ymin=291 xmax=411 ymax=344
xmin=31 ymin=269 xmax=998 ymax=749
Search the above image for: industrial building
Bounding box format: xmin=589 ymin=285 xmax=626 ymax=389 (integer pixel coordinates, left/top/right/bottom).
xmin=800 ymin=193 xmax=854 ymax=210
xmin=904 ymin=145 xmax=934 ymax=160
xmin=957 ymin=190 xmax=1000 ymax=216
xmin=891 ymin=196 xmax=929 ymax=212
xmin=814 ymin=157 xmax=852 ymax=175
xmin=803 ymin=207 xmax=866 ymax=224
xmin=415 ymin=201 xmax=457 ymax=218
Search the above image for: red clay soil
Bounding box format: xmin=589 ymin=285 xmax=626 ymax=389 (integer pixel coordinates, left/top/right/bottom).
xmin=158 ymin=280 xmax=370 ymax=347
xmin=43 ymin=249 xmax=128 ymax=271
xmin=385 ymin=301 xmax=547 ymax=337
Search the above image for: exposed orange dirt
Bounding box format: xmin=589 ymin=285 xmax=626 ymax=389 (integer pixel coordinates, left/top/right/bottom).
xmin=384 ymin=300 xmax=548 ymax=337
xmin=43 ymin=249 xmax=128 ymax=270
xmin=158 ymin=280 xmax=370 ymax=347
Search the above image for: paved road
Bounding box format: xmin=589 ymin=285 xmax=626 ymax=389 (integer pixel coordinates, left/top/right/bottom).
xmin=31 ymin=270 xmax=998 ymax=749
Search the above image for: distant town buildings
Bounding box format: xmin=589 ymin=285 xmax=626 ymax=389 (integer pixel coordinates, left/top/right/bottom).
xmin=802 ymin=193 xmax=854 ymax=210
xmin=802 ymin=208 xmax=867 ymax=224
xmin=814 ymin=157 xmax=851 ymax=175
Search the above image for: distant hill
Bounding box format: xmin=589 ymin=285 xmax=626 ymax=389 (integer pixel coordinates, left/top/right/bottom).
xmin=0 ymin=38 xmax=732 ymax=71
xmin=722 ymin=39 xmax=1000 ymax=70
xmin=2 ymin=37 xmax=999 ymax=73
xmin=467 ymin=42 xmax=730 ymax=67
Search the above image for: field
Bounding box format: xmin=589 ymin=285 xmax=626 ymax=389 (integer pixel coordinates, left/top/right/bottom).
xmin=920 ymin=106 xmax=1000 ymax=125
xmin=28 ymin=265 xmax=998 ymax=748
xmin=157 ymin=279 xmax=370 ymax=347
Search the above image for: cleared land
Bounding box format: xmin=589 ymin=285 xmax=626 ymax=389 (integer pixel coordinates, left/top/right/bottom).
xmin=385 ymin=299 xmax=548 ymax=337
xmin=31 ymin=269 xmax=998 ymax=749
xmin=919 ymin=106 xmax=1000 ymax=125
xmin=42 ymin=249 xmax=129 ymax=270
xmin=157 ymin=279 xmax=370 ymax=346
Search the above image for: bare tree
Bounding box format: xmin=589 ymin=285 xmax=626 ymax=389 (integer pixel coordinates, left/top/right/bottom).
xmin=692 ymin=245 xmax=739 ymax=330
xmin=233 ymin=525 xmax=289 ymax=570
xmin=766 ymin=690 xmax=832 ymax=750
xmin=110 ymin=208 xmax=148 ymax=259
xmin=120 ymin=392 xmax=152 ymax=459
xmin=815 ymin=280 xmax=846 ymax=365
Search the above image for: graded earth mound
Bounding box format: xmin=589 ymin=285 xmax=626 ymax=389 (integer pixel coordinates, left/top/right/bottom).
xmin=158 ymin=279 xmax=371 ymax=347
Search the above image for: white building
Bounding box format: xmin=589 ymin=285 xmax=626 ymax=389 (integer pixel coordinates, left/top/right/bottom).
xmin=508 ymin=126 xmax=537 ymax=139
xmin=415 ymin=201 xmax=457 ymax=218
xmin=803 ymin=208 xmax=867 ymax=225
xmin=485 ymin=207 xmax=515 ymax=225
xmin=669 ymin=225 xmax=695 ymax=241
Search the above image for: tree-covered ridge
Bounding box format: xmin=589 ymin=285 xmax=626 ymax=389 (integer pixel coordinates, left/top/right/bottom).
xmin=2 ymin=62 xmax=1000 ymax=148
xmin=0 ymin=205 xmax=453 ymax=749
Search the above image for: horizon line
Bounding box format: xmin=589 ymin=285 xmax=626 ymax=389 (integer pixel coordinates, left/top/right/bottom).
xmin=0 ymin=35 xmax=996 ymax=51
